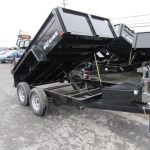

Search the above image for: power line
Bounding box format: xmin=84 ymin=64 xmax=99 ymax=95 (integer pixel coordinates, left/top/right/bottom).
xmin=126 ymin=22 xmax=150 ymax=25
xmin=113 ymin=18 xmax=150 ymax=26
xmin=113 ymin=13 xmax=150 ymax=20
xmin=117 ymin=18 xmax=150 ymax=23
xmin=113 ymin=18 xmax=150 ymax=24
xmin=113 ymin=20 xmax=150 ymax=26
xmin=129 ymin=25 xmax=150 ymax=28
xmin=113 ymin=19 xmax=150 ymax=27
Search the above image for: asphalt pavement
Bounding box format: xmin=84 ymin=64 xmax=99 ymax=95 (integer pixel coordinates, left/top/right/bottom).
xmin=0 ymin=64 xmax=150 ymax=150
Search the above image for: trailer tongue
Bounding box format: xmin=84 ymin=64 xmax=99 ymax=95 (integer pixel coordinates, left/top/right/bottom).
xmin=12 ymin=7 xmax=150 ymax=133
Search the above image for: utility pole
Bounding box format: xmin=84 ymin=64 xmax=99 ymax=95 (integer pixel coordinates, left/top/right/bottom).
xmin=62 ymin=0 xmax=68 ymax=8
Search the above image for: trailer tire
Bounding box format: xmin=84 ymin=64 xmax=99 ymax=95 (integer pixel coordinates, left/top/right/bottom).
xmin=17 ymin=82 xmax=30 ymax=106
xmin=29 ymin=88 xmax=48 ymax=116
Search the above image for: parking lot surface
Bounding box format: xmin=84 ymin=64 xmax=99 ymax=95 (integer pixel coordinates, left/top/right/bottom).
xmin=0 ymin=64 xmax=150 ymax=150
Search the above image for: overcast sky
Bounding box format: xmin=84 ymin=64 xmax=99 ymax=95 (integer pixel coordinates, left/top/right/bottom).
xmin=0 ymin=0 xmax=150 ymax=47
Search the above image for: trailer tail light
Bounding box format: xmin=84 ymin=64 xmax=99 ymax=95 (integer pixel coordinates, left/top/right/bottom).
xmin=59 ymin=32 xmax=64 ymax=37
xmin=84 ymin=70 xmax=91 ymax=75
xmin=83 ymin=69 xmax=91 ymax=79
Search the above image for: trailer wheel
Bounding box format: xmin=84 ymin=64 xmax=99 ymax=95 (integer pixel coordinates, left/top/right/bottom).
xmin=17 ymin=82 xmax=30 ymax=106
xmin=29 ymin=88 xmax=48 ymax=116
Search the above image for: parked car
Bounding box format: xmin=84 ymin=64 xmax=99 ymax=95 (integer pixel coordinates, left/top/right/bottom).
xmin=0 ymin=50 xmax=9 ymax=55
xmin=0 ymin=50 xmax=17 ymax=63
xmin=0 ymin=47 xmax=9 ymax=52
xmin=13 ymin=49 xmax=25 ymax=65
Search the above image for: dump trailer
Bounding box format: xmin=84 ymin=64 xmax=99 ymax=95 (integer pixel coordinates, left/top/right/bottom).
xmin=100 ymin=24 xmax=150 ymax=72
xmin=12 ymin=7 xmax=150 ymax=133
xmin=133 ymin=32 xmax=150 ymax=62
xmin=113 ymin=24 xmax=150 ymax=60
xmin=109 ymin=24 xmax=135 ymax=57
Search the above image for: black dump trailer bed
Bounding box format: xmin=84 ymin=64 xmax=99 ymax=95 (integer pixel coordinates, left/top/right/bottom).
xmin=12 ymin=8 xmax=150 ymax=133
xmin=12 ymin=7 xmax=116 ymax=86
xmin=105 ymin=24 xmax=150 ymax=64
xmin=99 ymin=24 xmax=150 ymax=72
xmin=134 ymin=32 xmax=150 ymax=49
xmin=133 ymin=32 xmax=150 ymax=62
xmin=96 ymin=24 xmax=138 ymax=73
xmin=108 ymin=24 xmax=135 ymax=57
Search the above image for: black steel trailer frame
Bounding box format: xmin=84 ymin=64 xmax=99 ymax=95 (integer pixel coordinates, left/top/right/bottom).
xmin=26 ymin=77 xmax=150 ymax=135
xmin=17 ymin=71 xmax=150 ymax=116
xmin=25 ymin=79 xmax=150 ymax=132
xmin=38 ymin=79 xmax=150 ymax=114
